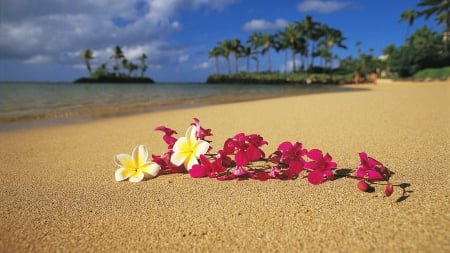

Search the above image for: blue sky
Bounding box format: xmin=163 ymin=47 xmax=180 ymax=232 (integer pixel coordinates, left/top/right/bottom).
xmin=0 ymin=0 xmax=441 ymax=82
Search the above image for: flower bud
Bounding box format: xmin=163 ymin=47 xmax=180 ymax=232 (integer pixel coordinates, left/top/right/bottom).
xmin=385 ymin=182 xmax=394 ymax=197
xmin=357 ymin=180 xmax=369 ymax=192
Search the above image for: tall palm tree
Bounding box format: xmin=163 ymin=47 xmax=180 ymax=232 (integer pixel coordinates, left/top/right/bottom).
xmin=246 ymin=32 xmax=262 ymax=73
xmin=138 ymin=53 xmax=148 ymax=78
xmin=278 ymin=23 xmax=303 ymax=73
xmin=218 ymin=40 xmax=232 ymax=74
xmin=242 ymin=46 xmax=252 ymax=72
xmin=299 ymin=16 xmax=322 ymax=69
xmin=81 ymin=49 xmax=93 ymax=76
xmin=415 ymin=0 xmax=450 ymax=54
xmin=259 ymin=33 xmax=276 ymax=72
xmin=230 ymin=39 xmax=243 ymax=73
xmin=399 ymin=9 xmax=417 ymax=40
xmin=209 ymin=47 xmax=222 ymax=74
xmin=111 ymin=45 xmax=125 ymax=76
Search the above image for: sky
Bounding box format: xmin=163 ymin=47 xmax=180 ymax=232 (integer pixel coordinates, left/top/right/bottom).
xmin=0 ymin=0 xmax=441 ymax=82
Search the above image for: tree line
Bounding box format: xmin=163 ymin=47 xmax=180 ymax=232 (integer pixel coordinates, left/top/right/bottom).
xmin=80 ymin=45 xmax=149 ymax=79
xmin=209 ymin=0 xmax=449 ymax=80
xmin=209 ymin=15 xmax=347 ymax=75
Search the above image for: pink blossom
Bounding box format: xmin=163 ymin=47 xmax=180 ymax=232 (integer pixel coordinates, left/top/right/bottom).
xmin=154 ymin=126 xmax=178 ymax=147
xmin=304 ymin=149 xmax=337 ymax=185
xmin=191 ymin=118 xmax=213 ymax=140
xmin=220 ymin=133 xmax=267 ymax=167
xmin=356 ymin=152 xmax=390 ymax=181
xmin=189 ymin=155 xmax=226 ymax=178
xmin=152 ymin=152 xmax=184 ymax=174
xmin=270 ymin=141 xmax=307 ymax=179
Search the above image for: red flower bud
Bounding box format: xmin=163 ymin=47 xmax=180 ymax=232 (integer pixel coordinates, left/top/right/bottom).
xmin=357 ymin=180 xmax=369 ymax=192
xmin=385 ymin=182 xmax=394 ymax=197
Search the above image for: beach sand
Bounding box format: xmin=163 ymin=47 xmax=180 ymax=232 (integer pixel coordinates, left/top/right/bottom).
xmin=0 ymin=81 xmax=449 ymax=252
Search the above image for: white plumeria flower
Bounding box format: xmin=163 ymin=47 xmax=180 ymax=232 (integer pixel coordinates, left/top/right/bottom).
xmin=115 ymin=145 xmax=161 ymax=182
xmin=170 ymin=125 xmax=210 ymax=170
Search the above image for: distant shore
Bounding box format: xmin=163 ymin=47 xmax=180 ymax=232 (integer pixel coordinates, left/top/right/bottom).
xmin=73 ymin=76 xmax=155 ymax=83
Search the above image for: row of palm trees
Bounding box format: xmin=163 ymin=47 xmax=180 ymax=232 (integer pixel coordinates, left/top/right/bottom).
xmin=81 ymin=45 xmax=148 ymax=78
xmin=209 ymin=16 xmax=347 ymax=75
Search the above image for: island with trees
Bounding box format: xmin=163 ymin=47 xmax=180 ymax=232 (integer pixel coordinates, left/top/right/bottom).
xmin=206 ymin=0 xmax=449 ymax=84
xmin=74 ymin=45 xmax=155 ymax=84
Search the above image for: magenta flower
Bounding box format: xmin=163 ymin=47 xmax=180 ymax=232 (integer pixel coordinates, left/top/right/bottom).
xmin=191 ymin=118 xmax=213 ymax=140
xmin=270 ymin=141 xmax=307 ymax=179
xmin=304 ymin=149 xmax=336 ymax=185
xmin=220 ymin=133 xmax=267 ymax=167
xmin=154 ymin=126 xmax=177 ymax=148
xmin=189 ymin=155 xmax=226 ymax=178
xmin=356 ymin=152 xmax=390 ymax=181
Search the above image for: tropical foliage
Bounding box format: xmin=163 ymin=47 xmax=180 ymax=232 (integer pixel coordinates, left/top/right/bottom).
xmin=79 ymin=45 xmax=151 ymax=81
xmin=209 ymin=16 xmax=347 ymax=76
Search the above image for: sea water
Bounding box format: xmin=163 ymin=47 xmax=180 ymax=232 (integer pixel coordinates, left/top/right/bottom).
xmin=0 ymin=82 xmax=355 ymax=131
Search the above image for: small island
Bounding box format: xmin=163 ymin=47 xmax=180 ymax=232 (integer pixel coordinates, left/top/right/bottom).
xmin=74 ymin=45 xmax=155 ymax=84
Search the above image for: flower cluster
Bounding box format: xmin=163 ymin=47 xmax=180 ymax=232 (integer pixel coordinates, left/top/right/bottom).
xmin=114 ymin=118 xmax=396 ymax=197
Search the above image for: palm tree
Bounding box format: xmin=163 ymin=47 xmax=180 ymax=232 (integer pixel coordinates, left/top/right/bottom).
xmin=278 ymin=23 xmax=303 ymax=73
xmin=299 ymin=16 xmax=322 ymax=69
xmin=415 ymin=0 xmax=450 ymax=54
xmin=208 ymin=47 xmax=222 ymax=74
xmin=399 ymin=9 xmax=417 ymax=40
xmin=246 ymin=32 xmax=262 ymax=72
xmin=81 ymin=49 xmax=93 ymax=76
xmin=259 ymin=33 xmax=276 ymax=72
xmin=242 ymin=46 xmax=252 ymax=72
xmin=111 ymin=45 xmax=125 ymax=76
xmin=138 ymin=53 xmax=148 ymax=78
xmin=218 ymin=40 xmax=232 ymax=74
xmin=230 ymin=39 xmax=243 ymax=73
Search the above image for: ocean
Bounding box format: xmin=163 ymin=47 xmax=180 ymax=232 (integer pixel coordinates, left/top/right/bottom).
xmin=0 ymin=82 xmax=356 ymax=131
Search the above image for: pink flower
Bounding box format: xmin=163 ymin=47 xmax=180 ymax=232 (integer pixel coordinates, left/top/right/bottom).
xmin=191 ymin=118 xmax=213 ymax=140
xmin=189 ymin=155 xmax=226 ymax=178
xmin=220 ymin=133 xmax=267 ymax=167
xmin=356 ymin=152 xmax=390 ymax=181
xmin=304 ymin=149 xmax=337 ymax=185
xmin=154 ymin=126 xmax=177 ymax=148
xmin=270 ymin=141 xmax=307 ymax=179
xmin=152 ymin=152 xmax=184 ymax=174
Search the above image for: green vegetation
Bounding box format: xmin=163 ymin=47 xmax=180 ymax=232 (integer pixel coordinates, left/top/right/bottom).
xmin=207 ymin=0 xmax=449 ymax=84
xmin=75 ymin=45 xmax=154 ymax=83
xmin=414 ymin=66 xmax=450 ymax=79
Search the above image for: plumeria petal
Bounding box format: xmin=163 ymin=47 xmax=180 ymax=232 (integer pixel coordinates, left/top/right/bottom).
xmin=170 ymin=151 xmax=187 ymax=167
xmin=133 ymin=145 xmax=148 ymax=166
xmin=186 ymin=154 xmax=199 ymax=170
xmin=140 ymin=162 xmax=161 ymax=178
xmin=172 ymin=137 xmax=188 ymax=153
xmin=194 ymin=141 xmax=210 ymax=157
xmin=115 ymin=154 xmax=135 ymax=169
xmin=129 ymin=170 xmax=145 ymax=182
xmin=115 ymin=167 xmax=135 ymax=181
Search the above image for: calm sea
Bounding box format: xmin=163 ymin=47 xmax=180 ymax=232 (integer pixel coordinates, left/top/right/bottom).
xmin=0 ymin=82 xmax=356 ymax=131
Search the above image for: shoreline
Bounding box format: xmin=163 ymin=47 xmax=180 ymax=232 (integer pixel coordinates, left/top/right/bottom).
xmin=0 ymin=83 xmax=367 ymax=132
xmin=0 ymin=80 xmax=449 ymax=252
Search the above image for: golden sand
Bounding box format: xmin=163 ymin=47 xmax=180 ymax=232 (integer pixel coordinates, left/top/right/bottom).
xmin=0 ymin=81 xmax=449 ymax=252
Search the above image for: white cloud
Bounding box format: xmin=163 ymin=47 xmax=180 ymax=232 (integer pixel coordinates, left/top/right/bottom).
xmin=0 ymin=0 xmax=236 ymax=68
xmin=242 ymin=18 xmax=288 ymax=31
xmin=178 ymin=54 xmax=190 ymax=63
xmin=193 ymin=60 xmax=211 ymax=70
xmin=297 ymin=0 xmax=350 ymax=14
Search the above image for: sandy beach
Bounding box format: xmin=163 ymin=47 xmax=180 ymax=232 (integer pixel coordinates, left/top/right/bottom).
xmin=0 ymin=81 xmax=449 ymax=252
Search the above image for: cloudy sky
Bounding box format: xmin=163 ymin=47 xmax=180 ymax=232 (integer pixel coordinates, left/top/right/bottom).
xmin=0 ymin=0 xmax=439 ymax=82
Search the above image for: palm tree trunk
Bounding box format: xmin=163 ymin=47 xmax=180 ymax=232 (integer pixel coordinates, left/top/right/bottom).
xmin=215 ymin=57 xmax=219 ymax=74
xmin=291 ymin=49 xmax=296 ymax=73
